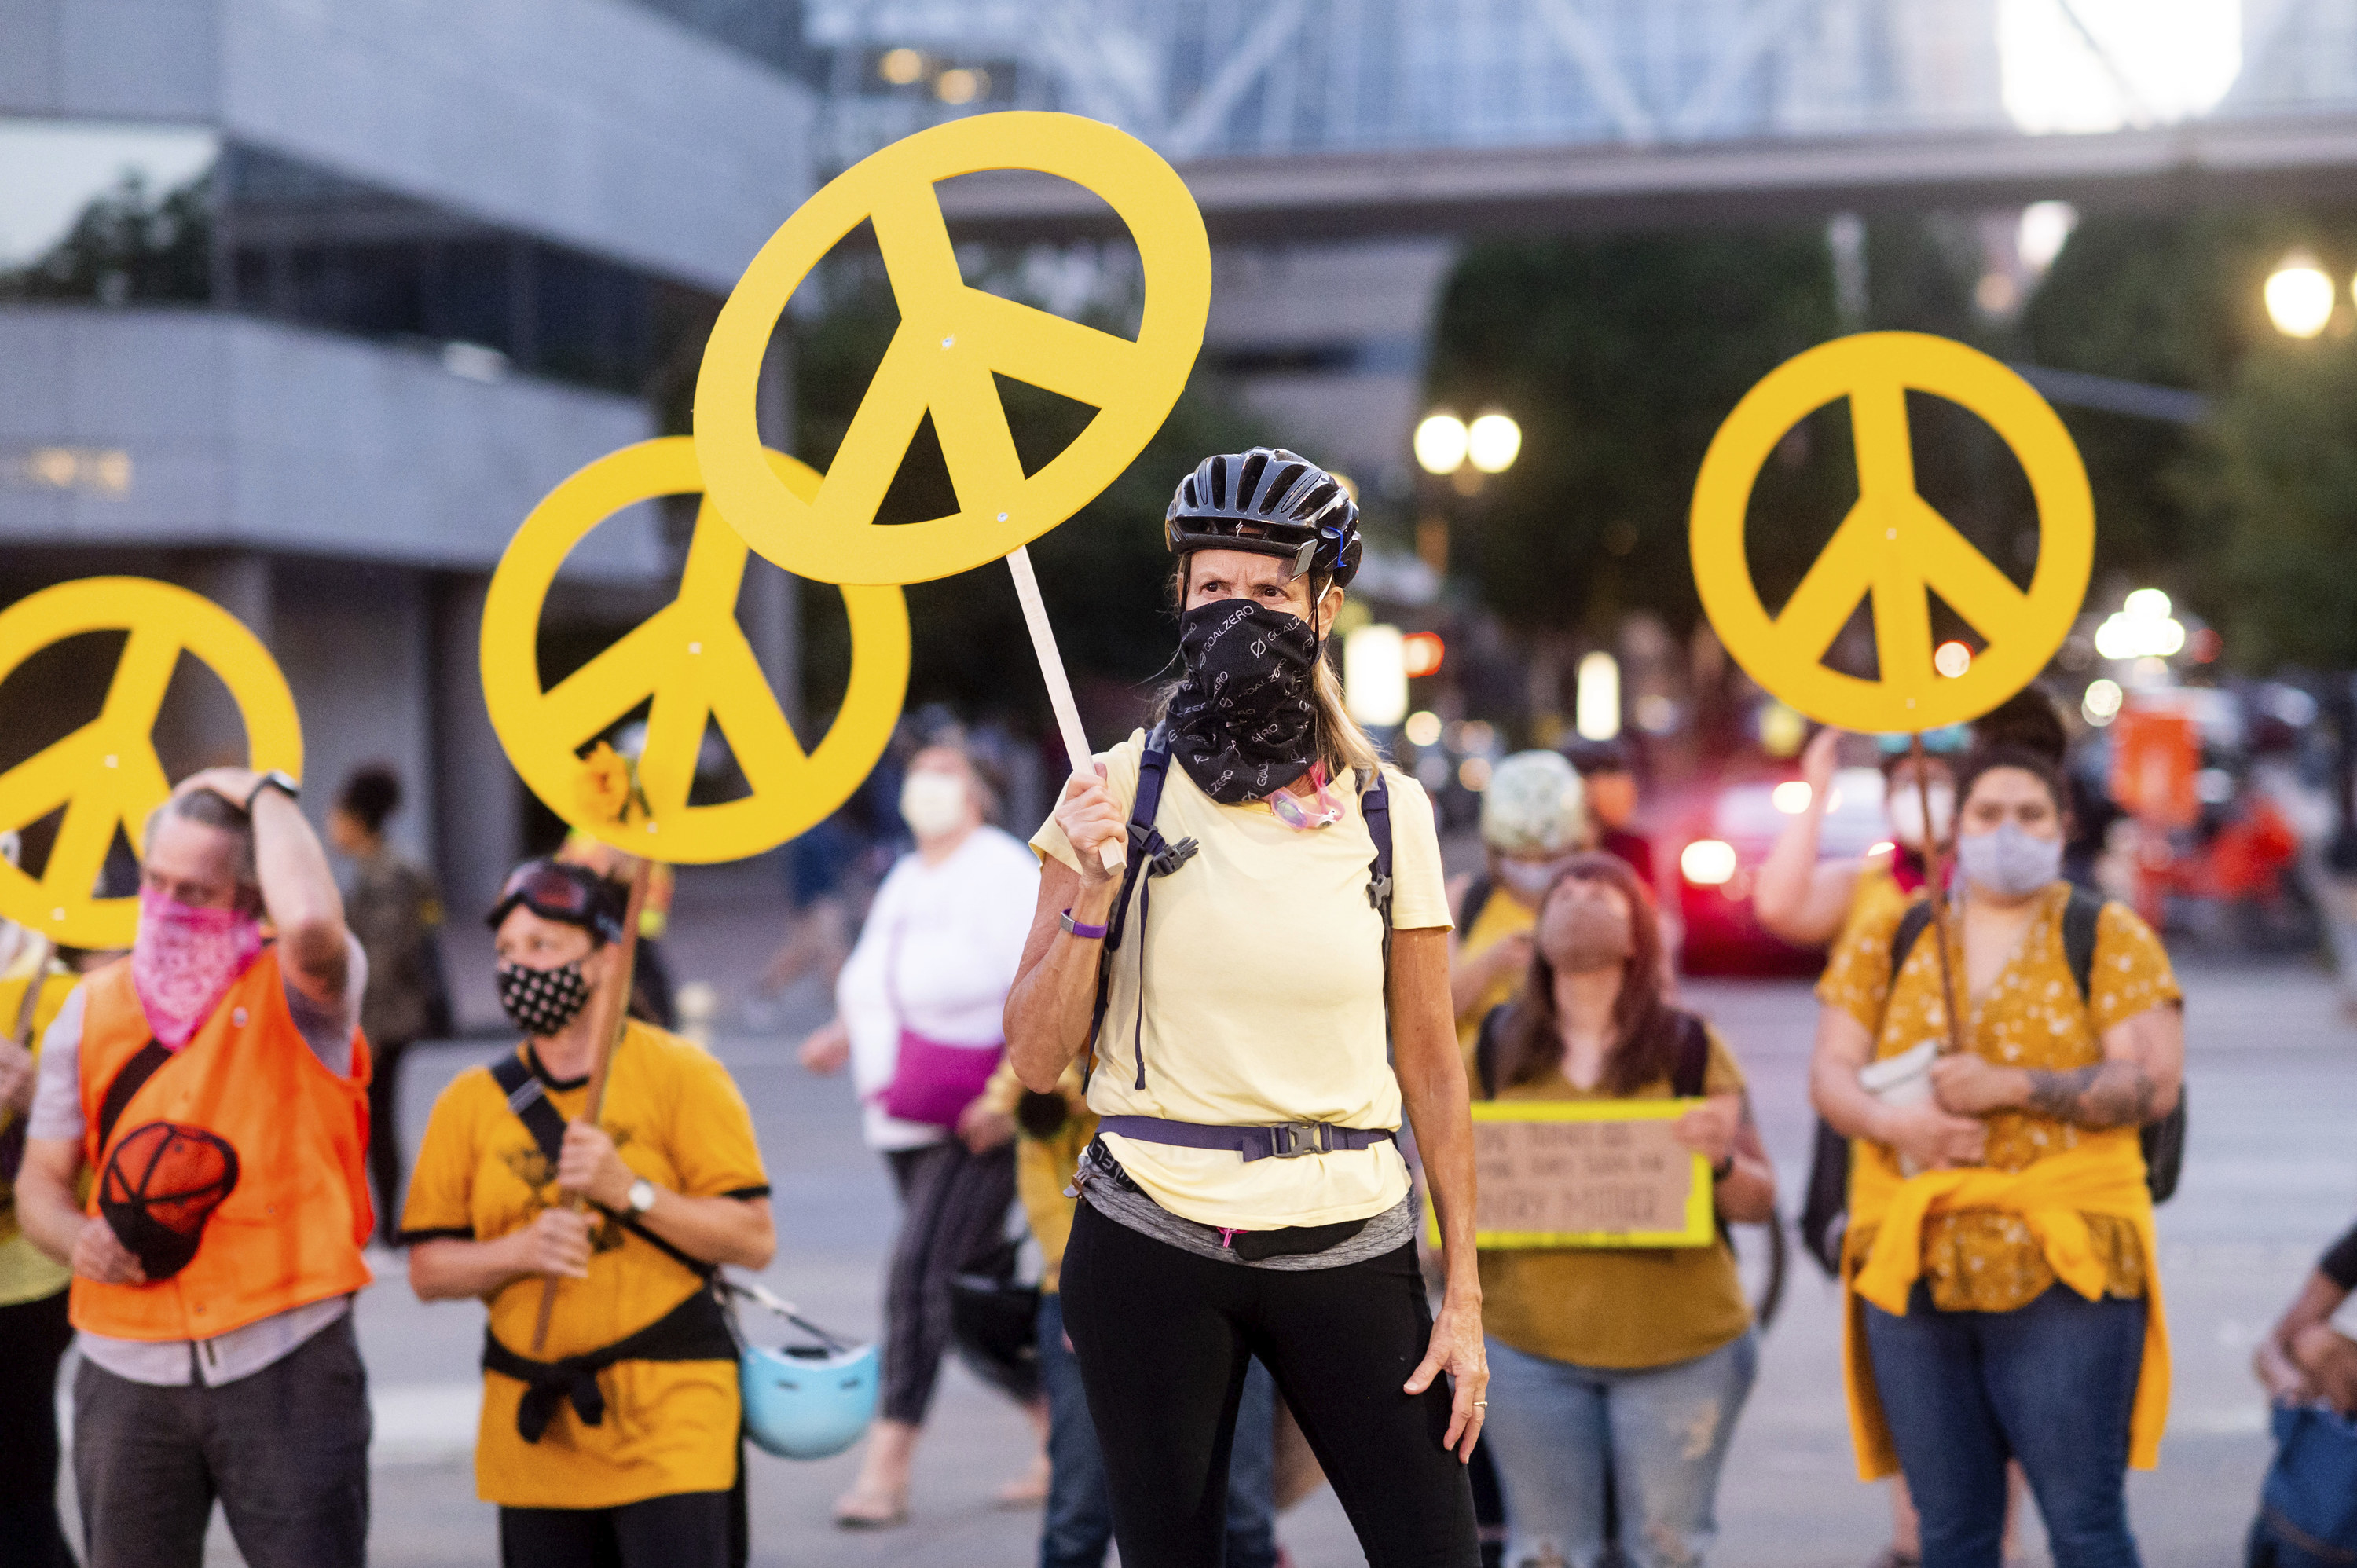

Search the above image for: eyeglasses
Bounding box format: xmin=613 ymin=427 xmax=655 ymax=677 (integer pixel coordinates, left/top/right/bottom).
xmin=486 ymin=860 xmax=621 ymax=940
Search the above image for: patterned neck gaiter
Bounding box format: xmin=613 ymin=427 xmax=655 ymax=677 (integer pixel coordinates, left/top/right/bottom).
xmin=132 ymin=892 xmax=266 ymax=1050
xmin=1166 ymin=599 xmax=1322 ymax=804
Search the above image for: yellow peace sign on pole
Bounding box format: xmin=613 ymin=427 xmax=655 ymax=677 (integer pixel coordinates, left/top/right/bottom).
xmin=0 ymin=578 xmax=302 ymax=948
xmin=1690 ymin=332 xmax=2094 ymax=734
xmin=694 ymin=110 xmax=1212 ymax=587
xmin=481 ymin=438 xmax=911 ymax=863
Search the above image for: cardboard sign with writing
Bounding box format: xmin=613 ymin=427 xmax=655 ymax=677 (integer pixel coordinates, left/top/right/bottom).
xmin=1433 ymin=1101 xmax=1714 ymax=1249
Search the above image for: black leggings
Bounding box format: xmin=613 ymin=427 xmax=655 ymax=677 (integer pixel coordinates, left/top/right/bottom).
xmin=881 ymin=1140 xmax=1018 ymax=1423
xmin=0 ymin=1288 xmax=75 ymax=1568
xmin=499 ymin=1489 xmax=731 ymax=1568
xmin=1061 ymin=1202 xmax=1478 ymax=1568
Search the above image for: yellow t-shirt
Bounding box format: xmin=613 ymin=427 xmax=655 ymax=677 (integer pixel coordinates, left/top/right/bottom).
xmin=400 ymin=1023 xmax=768 ymax=1508
xmin=1476 ymin=1026 xmax=1753 ymax=1369
xmin=1032 ymin=731 xmax=1453 ymax=1231
xmin=979 ymin=1058 xmax=1094 ymax=1293
xmin=0 ymin=958 xmax=77 ymax=1308
xmin=1453 ymin=880 xmax=1537 ymax=1058
xmin=1816 ymin=882 xmax=2180 ymax=1312
xmin=1841 ymin=855 xmax=1915 ymax=948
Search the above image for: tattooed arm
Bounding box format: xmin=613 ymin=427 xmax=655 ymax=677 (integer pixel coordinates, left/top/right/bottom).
xmin=1931 ymin=1002 xmax=2184 ymax=1127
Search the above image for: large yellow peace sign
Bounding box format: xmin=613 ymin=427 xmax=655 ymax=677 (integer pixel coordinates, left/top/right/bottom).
xmin=0 ymin=578 xmax=302 ymax=948
xmin=482 ymin=438 xmax=911 ymax=863
xmin=1690 ymin=332 xmax=2093 ymax=733
xmin=695 ymin=111 xmax=1212 ymax=586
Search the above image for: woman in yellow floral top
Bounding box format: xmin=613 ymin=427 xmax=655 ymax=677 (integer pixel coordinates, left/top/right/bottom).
xmin=1809 ymin=746 xmax=2183 ymax=1568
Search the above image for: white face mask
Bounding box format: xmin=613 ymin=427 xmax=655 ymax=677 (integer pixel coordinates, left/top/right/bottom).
xmin=900 ymin=770 xmax=970 ymax=841
xmin=1886 ymin=782 xmax=1954 ymax=850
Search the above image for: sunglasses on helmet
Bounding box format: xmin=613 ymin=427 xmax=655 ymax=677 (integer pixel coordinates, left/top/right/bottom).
xmin=486 ymin=860 xmax=625 ymax=944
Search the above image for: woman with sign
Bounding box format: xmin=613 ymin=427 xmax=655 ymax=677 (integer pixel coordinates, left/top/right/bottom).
xmin=401 ymin=860 xmax=774 ymax=1568
xmin=1006 ymin=447 xmax=1486 ymax=1568
xmin=1469 ymin=852 xmax=1775 ymax=1567
xmin=1809 ymin=745 xmax=2183 ymax=1568
xmin=797 ymin=740 xmax=1045 ymax=1526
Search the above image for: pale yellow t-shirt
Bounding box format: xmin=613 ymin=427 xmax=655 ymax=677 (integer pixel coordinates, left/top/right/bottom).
xmin=1032 ymin=731 xmax=1452 ymax=1231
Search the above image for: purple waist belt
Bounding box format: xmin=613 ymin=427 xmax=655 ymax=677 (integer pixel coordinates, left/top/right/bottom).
xmin=1096 ymin=1116 xmax=1398 ymax=1164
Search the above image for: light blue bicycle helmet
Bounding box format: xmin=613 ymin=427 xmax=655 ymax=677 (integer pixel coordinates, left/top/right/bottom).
xmin=731 ymin=1280 xmax=878 ymax=1460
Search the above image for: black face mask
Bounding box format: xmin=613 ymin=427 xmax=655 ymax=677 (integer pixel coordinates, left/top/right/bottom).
xmin=497 ymin=959 xmax=593 ymax=1038
xmin=1166 ymin=598 xmax=1321 ymax=804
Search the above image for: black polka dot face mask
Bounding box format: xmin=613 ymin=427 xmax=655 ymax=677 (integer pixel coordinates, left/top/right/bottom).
xmin=496 ymin=959 xmax=593 ymax=1038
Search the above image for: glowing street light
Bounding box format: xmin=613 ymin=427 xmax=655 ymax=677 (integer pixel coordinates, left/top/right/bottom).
xmin=2093 ymin=588 xmax=2186 ymax=660
xmin=1467 ymin=412 xmax=1522 ymax=474
xmin=2266 ymin=250 xmax=2334 ymax=339
xmin=1413 ymin=412 xmax=1469 ymax=475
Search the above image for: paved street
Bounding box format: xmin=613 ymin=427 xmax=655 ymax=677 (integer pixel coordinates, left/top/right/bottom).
xmin=141 ymin=874 xmax=2354 ymax=1568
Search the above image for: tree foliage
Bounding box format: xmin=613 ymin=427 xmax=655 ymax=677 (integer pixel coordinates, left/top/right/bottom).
xmin=0 ymin=172 xmax=212 ymax=304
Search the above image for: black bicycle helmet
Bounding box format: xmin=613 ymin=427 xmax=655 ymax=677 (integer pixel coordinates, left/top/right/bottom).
xmin=1165 ymin=447 xmax=1362 ymax=588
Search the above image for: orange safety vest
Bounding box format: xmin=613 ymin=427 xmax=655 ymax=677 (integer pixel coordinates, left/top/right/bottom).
xmin=72 ymin=949 xmax=373 ymax=1342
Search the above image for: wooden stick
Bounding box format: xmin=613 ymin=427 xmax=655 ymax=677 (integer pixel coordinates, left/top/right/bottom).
xmin=1006 ymin=545 xmax=1123 ymax=873
xmin=1911 ymin=733 xmax=1967 ymax=1057
xmin=529 ymin=858 xmax=654 ymax=1355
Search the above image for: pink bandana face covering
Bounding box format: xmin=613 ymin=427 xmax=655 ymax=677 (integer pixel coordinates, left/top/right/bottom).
xmin=133 ymin=892 xmax=265 ymax=1050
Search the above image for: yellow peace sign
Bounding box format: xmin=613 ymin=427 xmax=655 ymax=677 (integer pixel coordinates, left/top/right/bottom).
xmin=1690 ymin=332 xmax=2094 ymax=733
xmin=0 ymin=578 xmax=302 ymax=948
xmin=482 ymin=438 xmax=910 ymax=864
xmin=695 ymin=111 xmax=1212 ymax=586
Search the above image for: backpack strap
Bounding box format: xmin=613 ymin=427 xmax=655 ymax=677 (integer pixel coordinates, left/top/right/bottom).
xmin=489 ymin=1052 xmax=713 ymax=1279
xmin=1889 ymin=899 xmax=1937 ymax=983
xmin=2061 ymin=885 xmax=2103 ymax=1002
xmin=1363 ymin=768 xmax=1394 ymax=928
xmin=1456 ymin=873 xmax=1494 ymax=936
xmin=1088 ymin=726 xmax=1200 ymax=1092
xmin=1473 ymin=1002 xmax=1512 ymax=1101
xmin=95 ymin=1039 xmax=169 ymax=1154
xmin=1670 ymin=1012 xmax=1711 ymax=1099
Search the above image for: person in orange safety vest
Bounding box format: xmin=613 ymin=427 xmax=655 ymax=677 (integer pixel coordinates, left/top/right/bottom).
xmin=16 ymin=768 xmax=373 ymax=1568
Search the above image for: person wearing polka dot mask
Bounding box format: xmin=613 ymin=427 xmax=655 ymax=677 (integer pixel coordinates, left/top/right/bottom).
xmin=1809 ymin=745 xmax=2185 ymax=1568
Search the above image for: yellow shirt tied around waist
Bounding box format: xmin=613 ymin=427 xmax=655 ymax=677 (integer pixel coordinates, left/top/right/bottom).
xmin=1032 ymin=730 xmax=1453 ymax=1233
xmin=1819 ymin=882 xmax=2181 ymax=1478
xmin=401 ymin=1022 xmax=769 ymax=1509
xmin=1476 ymin=1026 xmax=1752 ymax=1371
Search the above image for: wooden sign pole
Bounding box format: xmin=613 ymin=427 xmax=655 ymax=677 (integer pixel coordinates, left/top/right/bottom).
xmin=1006 ymin=545 xmax=1123 ymax=873
xmin=1910 ymin=732 xmax=1967 ymax=1057
xmin=529 ymin=857 xmax=654 ymax=1354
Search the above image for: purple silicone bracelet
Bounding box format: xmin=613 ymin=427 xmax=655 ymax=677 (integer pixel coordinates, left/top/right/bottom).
xmin=1060 ymin=908 xmax=1109 ymax=940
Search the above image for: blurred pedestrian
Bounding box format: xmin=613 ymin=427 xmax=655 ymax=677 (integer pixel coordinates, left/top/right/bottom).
xmin=327 ymin=762 xmax=450 ymax=1246
xmin=0 ymin=845 xmax=84 ymax=1568
xmin=16 ymin=769 xmax=374 ymax=1568
xmin=1006 ymin=448 xmax=1486 ymax=1568
xmin=1469 ymin=854 xmax=1774 ymax=1567
xmin=972 ymin=1057 xmax=1284 ymax=1568
xmin=1810 ymin=745 xmax=2183 ymax=1568
xmin=797 ymin=740 xmax=1043 ymax=1526
xmin=1450 ymin=749 xmax=1587 ymax=1054
xmin=1753 ymin=727 xmax=1952 ymax=951
xmin=1565 ymin=739 xmax=1654 ymax=885
xmin=402 ymin=858 xmax=773 ymax=1568
xmin=2247 ymin=1216 xmax=2357 ymax=1566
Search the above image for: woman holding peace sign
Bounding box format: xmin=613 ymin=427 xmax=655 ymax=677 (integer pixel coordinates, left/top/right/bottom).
xmin=1006 ymin=448 xmax=1484 ymax=1568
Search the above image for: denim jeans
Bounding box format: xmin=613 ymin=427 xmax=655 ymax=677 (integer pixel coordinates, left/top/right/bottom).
xmin=1864 ymin=1284 xmax=2147 ymax=1568
xmin=1479 ymin=1329 xmax=1758 ymax=1568
xmin=1038 ymin=1291 xmax=1277 ymax=1568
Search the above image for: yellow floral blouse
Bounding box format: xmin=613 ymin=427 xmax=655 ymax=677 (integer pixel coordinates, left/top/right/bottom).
xmin=1816 ymin=881 xmax=2181 ymax=1312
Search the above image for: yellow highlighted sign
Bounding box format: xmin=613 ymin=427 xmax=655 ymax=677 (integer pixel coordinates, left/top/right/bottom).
xmin=695 ymin=111 xmax=1213 ymax=586
xmin=0 ymin=578 xmax=302 ymax=948
xmin=1431 ymin=1099 xmax=1715 ymax=1251
xmin=1690 ymin=332 xmax=2093 ymax=733
xmin=480 ymin=438 xmax=910 ymax=864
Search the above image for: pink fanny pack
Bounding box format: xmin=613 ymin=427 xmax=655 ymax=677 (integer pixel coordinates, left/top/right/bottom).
xmin=874 ymin=918 xmax=1002 ymax=1127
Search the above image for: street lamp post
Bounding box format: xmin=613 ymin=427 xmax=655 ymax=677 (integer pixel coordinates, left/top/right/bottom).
xmin=1412 ymin=408 xmax=1518 ymax=575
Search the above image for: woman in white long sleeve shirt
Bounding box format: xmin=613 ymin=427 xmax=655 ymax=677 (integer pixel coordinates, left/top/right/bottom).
xmin=798 ymin=742 xmax=1041 ymax=1526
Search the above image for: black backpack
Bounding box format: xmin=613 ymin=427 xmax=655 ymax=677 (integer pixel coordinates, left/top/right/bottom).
xmin=1795 ymin=885 xmax=2187 ymax=1279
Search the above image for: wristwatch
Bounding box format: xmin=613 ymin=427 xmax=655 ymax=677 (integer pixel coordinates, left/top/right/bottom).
xmin=244 ymin=769 xmax=300 ymax=815
xmin=625 ymin=1178 xmax=658 ymax=1214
